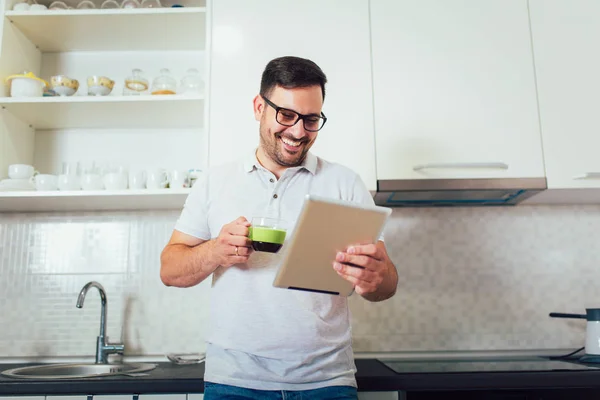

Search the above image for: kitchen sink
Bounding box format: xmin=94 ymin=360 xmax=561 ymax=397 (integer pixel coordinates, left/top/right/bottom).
xmin=1 ymin=362 xmax=157 ymax=379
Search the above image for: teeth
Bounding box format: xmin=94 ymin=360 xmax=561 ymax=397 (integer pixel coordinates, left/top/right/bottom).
xmin=281 ymin=137 xmax=301 ymax=147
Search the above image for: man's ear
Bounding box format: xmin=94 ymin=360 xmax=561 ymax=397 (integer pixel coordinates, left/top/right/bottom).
xmin=253 ymin=94 xmax=264 ymax=121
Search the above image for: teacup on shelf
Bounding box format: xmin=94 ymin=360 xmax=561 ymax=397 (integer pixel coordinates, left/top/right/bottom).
xmin=50 ymin=75 xmax=79 ymax=96
xmin=87 ymin=75 xmax=114 ymax=96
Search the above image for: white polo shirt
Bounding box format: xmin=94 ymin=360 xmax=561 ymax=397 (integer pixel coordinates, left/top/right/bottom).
xmin=174 ymin=149 xmax=378 ymax=391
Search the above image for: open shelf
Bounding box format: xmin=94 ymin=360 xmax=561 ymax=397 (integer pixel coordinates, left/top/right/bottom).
xmin=4 ymin=7 xmax=206 ymax=52
xmin=0 ymin=95 xmax=204 ymax=129
xmin=0 ymin=188 xmax=191 ymax=211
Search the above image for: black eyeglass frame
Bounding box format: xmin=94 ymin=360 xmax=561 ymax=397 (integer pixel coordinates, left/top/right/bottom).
xmin=261 ymin=95 xmax=327 ymax=132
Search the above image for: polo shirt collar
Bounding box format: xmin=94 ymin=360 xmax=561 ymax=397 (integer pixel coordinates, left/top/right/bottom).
xmin=244 ymin=148 xmax=317 ymax=175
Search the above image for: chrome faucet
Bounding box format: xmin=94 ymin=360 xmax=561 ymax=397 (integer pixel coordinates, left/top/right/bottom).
xmin=76 ymin=281 xmax=125 ymax=364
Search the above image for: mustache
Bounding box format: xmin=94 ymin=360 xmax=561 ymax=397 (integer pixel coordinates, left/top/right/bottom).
xmin=276 ymin=132 xmax=309 ymax=144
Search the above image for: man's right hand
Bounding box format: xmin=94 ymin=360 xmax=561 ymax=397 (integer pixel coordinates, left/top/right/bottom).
xmin=210 ymin=216 xmax=253 ymax=268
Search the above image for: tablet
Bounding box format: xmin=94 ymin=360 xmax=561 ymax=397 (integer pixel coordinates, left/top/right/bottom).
xmin=272 ymin=194 xmax=392 ymax=296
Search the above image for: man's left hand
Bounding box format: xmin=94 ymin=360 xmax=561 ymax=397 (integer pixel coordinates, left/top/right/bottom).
xmin=332 ymin=243 xmax=390 ymax=297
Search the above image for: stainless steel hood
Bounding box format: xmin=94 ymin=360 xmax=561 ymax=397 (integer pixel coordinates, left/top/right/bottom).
xmin=373 ymin=177 xmax=547 ymax=207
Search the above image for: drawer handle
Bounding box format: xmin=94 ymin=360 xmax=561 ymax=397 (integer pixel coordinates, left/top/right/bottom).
xmin=413 ymin=162 xmax=509 ymax=171
xmin=573 ymin=172 xmax=600 ymax=180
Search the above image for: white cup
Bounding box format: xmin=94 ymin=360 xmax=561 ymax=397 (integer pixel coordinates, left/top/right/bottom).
xmin=12 ymin=2 xmax=30 ymax=10
xmin=58 ymin=174 xmax=81 ymax=191
xmin=586 ymin=321 xmax=600 ymax=356
xmin=168 ymin=170 xmax=188 ymax=189
xmin=146 ymin=169 xmax=168 ymax=189
xmin=81 ymin=174 xmax=104 ymax=190
xmin=103 ymin=172 xmax=128 ymax=190
xmin=129 ymin=170 xmax=146 ymax=189
xmin=35 ymin=174 xmax=58 ymax=191
xmin=8 ymin=164 xmax=35 ymax=180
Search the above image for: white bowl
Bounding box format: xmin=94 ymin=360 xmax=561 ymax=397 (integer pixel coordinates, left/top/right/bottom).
xmin=8 ymin=164 xmax=35 ymax=180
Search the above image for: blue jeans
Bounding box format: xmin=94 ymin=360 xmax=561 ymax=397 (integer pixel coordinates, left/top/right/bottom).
xmin=203 ymin=381 xmax=358 ymax=400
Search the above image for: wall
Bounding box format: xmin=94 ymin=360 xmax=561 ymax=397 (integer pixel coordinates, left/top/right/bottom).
xmin=1 ymin=204 xmax=599 ymax=358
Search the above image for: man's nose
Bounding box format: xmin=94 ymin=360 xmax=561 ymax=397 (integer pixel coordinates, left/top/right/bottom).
xmin=287 ymin=118 xmax=307 ymax=138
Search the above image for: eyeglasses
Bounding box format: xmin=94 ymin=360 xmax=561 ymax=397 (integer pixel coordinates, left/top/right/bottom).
xmin=261 ymin=95 xmax=327 ymax=132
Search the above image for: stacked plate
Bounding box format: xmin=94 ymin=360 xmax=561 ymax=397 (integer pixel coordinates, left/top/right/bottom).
xmin=0 ymin=178 xmax=36 ymax=192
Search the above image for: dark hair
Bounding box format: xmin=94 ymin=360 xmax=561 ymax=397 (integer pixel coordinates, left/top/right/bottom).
xmin=260 ymin=56 xmax=328 ymax=100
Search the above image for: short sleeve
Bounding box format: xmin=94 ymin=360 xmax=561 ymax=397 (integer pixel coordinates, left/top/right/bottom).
xmin=173 ymin=172 xmax=212 ymax=240
xmin=350 ymin=173 xmax=386 ymax=242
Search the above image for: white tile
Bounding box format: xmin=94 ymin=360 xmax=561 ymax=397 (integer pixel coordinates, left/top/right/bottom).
xmin=1 ymin=206 xmax=600 ymax=356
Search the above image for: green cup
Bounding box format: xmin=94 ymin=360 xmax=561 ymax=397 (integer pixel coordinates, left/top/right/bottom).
xmin=248 ymin=217 xmax=287 ymax=253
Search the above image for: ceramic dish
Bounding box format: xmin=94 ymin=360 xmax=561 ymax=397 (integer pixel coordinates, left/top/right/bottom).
xmin=51 ymin=75 xmax=79 ymax=96
xmin=87 ymin=75 xmax=114 ymax=96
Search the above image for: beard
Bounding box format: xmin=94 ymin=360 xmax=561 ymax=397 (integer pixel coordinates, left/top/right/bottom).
xmin=259 ymin=123 xmax=310 ymax=168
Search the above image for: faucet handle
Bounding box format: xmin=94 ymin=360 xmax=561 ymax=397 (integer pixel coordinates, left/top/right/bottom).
xmin=96 ymin=337 xmax=125 ymax=363
xmin=103 ymin=341 xmax=125 ymax=355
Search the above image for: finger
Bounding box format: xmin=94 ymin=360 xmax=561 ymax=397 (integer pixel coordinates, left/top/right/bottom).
xmin=346 ymin=244 xmax=382 ymax=260
xmin=232 ymin=245 xmax=252 ymax=257
xmin=333 ymin=270 xmax=376 ymax=295
xmin=235 ymin=216 xmax=251 ymax=226
xmin=228 ymin=236 xmax=253 ymax=247
xmin=335 ymin=252 xmax=372 ymax=269
xmin=228 ymin=224 xmax=250 ymax=237
xmin=333 ymin=262 xmax=376 ymax=283
xmin=333 ymin=269 xmax=375 ymax=296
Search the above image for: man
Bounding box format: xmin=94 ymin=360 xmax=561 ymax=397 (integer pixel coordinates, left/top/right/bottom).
xmin=160 ymin=56 xmax=398 ymax=400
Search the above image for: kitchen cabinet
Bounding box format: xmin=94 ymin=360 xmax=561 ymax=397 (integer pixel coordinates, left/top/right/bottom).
xmin=0 ymin=397 xmax=44 ymax=400
xmin=370 ymin=0 xmax=545 ymax=181
xmin=0 ymin=0 xmax=208 ymax=211
xmin=139 ymin=395 xmax=186 ymax=400
xmin=92 ymin=396 xmax=134 ymax=400
xmin=47 ymin=397 xmax=87 ymax=400
xmin=208 ymin=0 xmax=377 ymax=191
xmin=528 ymin=0 xmax=600 ymax=190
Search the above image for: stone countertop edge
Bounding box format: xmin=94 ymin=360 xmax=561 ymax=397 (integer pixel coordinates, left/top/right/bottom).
xmin=0 ymin=359 xmax=599 ymax=395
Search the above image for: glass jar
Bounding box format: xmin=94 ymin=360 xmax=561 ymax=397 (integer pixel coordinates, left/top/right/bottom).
xmin=151 ymin=68 xmax=177 ymax=95
xmin=179 ymin=68 xmax=204 ymax=95
xmin=123 ymin=69 xmax=149 ymax=96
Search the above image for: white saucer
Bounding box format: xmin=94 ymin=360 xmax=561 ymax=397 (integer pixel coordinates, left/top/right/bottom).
xmin=0 ymin=178 xmax=36 ymax=191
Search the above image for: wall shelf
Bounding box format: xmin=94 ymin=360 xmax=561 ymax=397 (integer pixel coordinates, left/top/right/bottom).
xmin=4 ymin=7 xmax=207 ymax=52
xmin=0 ymin=188 xmax=191 ymax=212
xmin=0 ymin=95 xmax=204 ymax=129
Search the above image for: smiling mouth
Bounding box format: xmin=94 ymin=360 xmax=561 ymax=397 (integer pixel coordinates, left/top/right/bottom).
xmin=279 ymin=136 xmax=305 ymax=151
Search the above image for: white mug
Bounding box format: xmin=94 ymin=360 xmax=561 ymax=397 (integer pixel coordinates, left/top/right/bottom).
xmin=58 ymin=174 xmax=81 ymax=191
xmin=147 ymin=169 xmax=168 ymax=189
xmin=35 ymin=174 xmax=58 ymax=191
xmin=8 ymin=164 xmax=35 ymax=180
xmin=81 ymin=174 xmax=104 ymax=191
xmin=168 ymin=170 xmax=188 ymax=189
xmin=586 ymin=320 xmax=600 ymax=356
xmin=129 ymin=170 xmax=147 ymax=189
xmin=103 ymin=172 xmax=128 ymax=190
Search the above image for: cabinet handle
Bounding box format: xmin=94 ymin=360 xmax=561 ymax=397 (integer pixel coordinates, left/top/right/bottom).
xmin=573 ymin=172 xmax=600 ymax=180
xmin=413 ymin=162 xmax=509 ymax=171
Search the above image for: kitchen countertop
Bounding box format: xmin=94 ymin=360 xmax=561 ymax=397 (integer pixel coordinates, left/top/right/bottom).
xmin=0 ymin=357 xmax=600 ymax=395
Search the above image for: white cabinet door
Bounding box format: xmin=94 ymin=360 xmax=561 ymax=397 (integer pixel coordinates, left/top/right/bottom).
xmin=529 ymin=0 xmax=600 ymax=189
xmin=208 ymin=0 xmax=377 ymax=190
xmin=139 ymin=395 xmax=186 ymax=400
xmin=0 ymin=397 xmax=44 ymax=400
xmin=370 ymin=0 xmax=544 ymax=180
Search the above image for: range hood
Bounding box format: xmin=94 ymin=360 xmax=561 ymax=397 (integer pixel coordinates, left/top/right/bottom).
xmin=373 ymin=177 xmax=547 ymax=207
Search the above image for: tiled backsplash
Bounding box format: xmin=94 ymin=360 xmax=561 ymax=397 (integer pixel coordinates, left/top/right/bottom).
xmin=1 ymin=205 xmax=599 ymax=358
